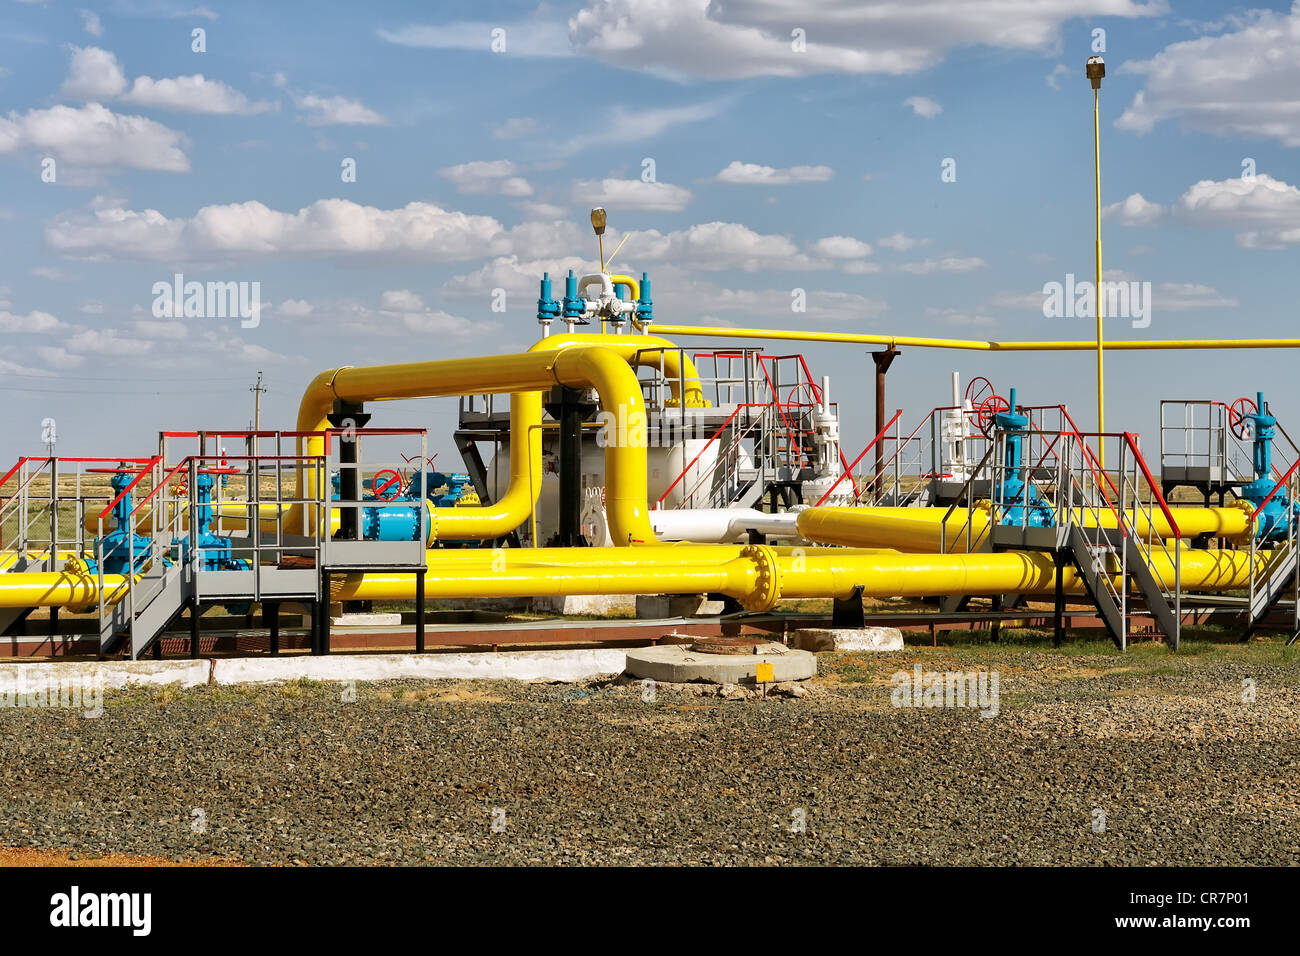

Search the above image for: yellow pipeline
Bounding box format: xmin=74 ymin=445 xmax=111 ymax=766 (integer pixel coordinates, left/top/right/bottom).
xmin=796 ymin=505 xmax=1252 ymax=552
xmin=640 ymin=322 xmax=1300 ymax=354
xmin=0 ymin=544 xmax=1269 ymax=612
xmin=295 ymin=344 xmax=661 ymax=545
xmin=529 ymin=332 xmax=708 ymax=408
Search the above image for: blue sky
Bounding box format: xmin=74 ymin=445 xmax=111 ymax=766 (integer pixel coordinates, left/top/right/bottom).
xmin=1 ymin=0 xmax=1298 ymax=466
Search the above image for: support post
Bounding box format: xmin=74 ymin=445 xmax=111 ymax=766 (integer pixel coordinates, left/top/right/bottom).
xmin=267 ymin=601 xmax=279 ymax=656
xmin=189 ymin=597 xmax=201 ymax=659
xmin=872 ymin=348 xmax=899 ymax=486
xmin=545 ymin=386 xmax=596 ymax=547
xmin=326 ymin=401 xmax=372 ymax=542
xmin=1053 ymin=551 xmax=1067 ymax=646
xmin=320 ymin=574 xmax=331 ymax=655
xmin=415 ymin=569 xmax=426 ymax=653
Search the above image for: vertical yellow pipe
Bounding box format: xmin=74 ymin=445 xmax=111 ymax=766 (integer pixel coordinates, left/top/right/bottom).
xmin=1093 ymin=83 xmax=1105 ymax=468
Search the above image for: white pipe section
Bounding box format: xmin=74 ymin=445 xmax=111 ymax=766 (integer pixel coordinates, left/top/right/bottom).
xmin=650 ymin=507 xmax=803 ymax=543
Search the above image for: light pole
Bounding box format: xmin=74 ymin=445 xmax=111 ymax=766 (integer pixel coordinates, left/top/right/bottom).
xmin=1087 ymin=55 xmax=1106 ymax=466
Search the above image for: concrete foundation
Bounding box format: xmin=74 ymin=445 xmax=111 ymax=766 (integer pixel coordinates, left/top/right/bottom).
xmin=792 ymin=627 xmax=905 ymax=652
xmin=635 ymin=594 xmax=726 ymax=619
xmin=531 ymin=593 xmax=636 ymax=616
xmin=330 ymin=612 xmax=402 ymax=627
xmin=623 ymin=643 xmax=816 ymax=684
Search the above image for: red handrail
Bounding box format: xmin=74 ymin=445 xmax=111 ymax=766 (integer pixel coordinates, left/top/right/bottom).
xmin=97 ymin=455 xmax=163 ymax=521
xmin=655 ymin=403 xmax=751 ymax=506
xmin=814 ymin=408 xmax=904 ymax=506
xmin=1124 ymin=432 xmax=1180 ymax=538
xmin=1246 ymin=455 xmax=1300 ymax=524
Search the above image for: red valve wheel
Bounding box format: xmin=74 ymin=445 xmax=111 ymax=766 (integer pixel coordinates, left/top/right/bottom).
xmin=964 ymin=376 xmax=995 ymax=410
xmin=372 ymin=469 xmax=403 ymax=500
xmin=976 ymin=395 xmax=1011 ymax=436
xmin=1228 ymin=397 xmax=1258 ymax=440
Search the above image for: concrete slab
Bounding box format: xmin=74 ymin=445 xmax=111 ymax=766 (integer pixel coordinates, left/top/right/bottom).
xmin=636 ymin=594 xmax=726 ymax=619
xmin=330 ymin=613 xmax=402 ymax=627
xmin=212 ymin=649 xmax=627 ymax=685
xmin=623 ymin=644 xmax=816 ymax=684
xmin=0 ymin=659 xmax=211 ymax=691
xmin=532 ymin=594 xmax=636 ymax=616
xmin=793 ymin=627 xmax=905 ymax=652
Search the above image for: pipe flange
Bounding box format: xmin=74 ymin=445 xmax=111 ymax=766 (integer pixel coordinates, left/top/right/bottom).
xmin=740 ymin=544 xmax=781 ymax=612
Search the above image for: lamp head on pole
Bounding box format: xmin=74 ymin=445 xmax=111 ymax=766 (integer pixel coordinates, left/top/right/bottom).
xmin=589 ymin=207 xmax=607 ymax=237
xmin=1086 ymin=55 xmax=1105 ymax=90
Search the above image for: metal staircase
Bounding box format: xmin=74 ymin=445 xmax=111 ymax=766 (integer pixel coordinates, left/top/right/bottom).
xmin=940 ymin=417 xmax=1182 ymax=650
xmin=1242 ymin=461 xmax=1300 ymax=643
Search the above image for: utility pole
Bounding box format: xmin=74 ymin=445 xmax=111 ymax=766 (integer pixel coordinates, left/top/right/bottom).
xmin=1087 ymin=55 xmax=1106 ymax=467
xmin=249 ymin=371 xmax=266 ymax=432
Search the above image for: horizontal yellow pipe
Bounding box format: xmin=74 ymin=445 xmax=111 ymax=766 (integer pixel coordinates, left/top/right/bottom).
xmin=0 ymin=543 xmax=1268 ymax=613
xmin=646 ymin=322 xmax=1300 ymax=353
xmin=797 ymin=505 xmax=1252 ymax=552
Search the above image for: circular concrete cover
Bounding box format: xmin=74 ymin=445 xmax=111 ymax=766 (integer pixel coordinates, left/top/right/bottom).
xmin=624 ymin=644 xmax=816 ymax=684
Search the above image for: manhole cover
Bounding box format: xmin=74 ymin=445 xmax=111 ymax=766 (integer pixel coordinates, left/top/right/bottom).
xmin=690 ymin=636 xmax=767 ymax=655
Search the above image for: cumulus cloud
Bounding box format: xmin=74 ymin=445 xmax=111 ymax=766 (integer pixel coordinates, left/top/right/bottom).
xmin=60 ymin=46 xmax=274 ymax=115
xmin=0 ymin=309 xmax=67 ymax=333
xmin=876 ymin=232 xmax=931 ymax=252
xmin=60 ymin=45 xmax=127 ymax=99
xmin=893 ymin=257 xmax=987 ymax=274
xmin=904 ymin=95 xmax=943 ymax=118
xmin=441 ymin=160 xmax=534 ymax=197
xmin=383 ymin=1 xmax=1163 ymax=80
xmin=293 ymin=93 xmax=386 ymax=126
xmin=1104 ymin=174 xmax=1300 ymax=248
xmin=44 ymin=196 xmax=514 ymax=261
xmin=571 ymin=178 xmax=694 ymax=211
xmin=1116 ymin=5 xmax=1300 ymax=146
xmin=711 ymin=161 xmax=834 ymax=185
xmin=79 ymin=9 xmax=104 ymax=38
xmin=0 ymin=103 xmax=189 ymax=172
xmin=122 ymin=74 xmax=276 ymax=115
xmin=808 ymin=236 xmax=873 ymax=259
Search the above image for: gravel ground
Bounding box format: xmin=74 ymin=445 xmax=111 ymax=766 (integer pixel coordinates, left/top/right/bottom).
xmin=2 ymin=639 xmax=1298 ymax=865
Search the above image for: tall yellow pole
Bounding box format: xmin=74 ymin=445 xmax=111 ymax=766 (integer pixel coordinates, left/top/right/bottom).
xmin=1088 ymin=56 xmax=1106 ymax=467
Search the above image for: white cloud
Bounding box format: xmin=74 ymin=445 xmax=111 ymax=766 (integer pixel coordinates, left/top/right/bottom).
xmin=122 ymin=74 xmax=276 ymax=115
xmin=711 ymin=161 xmax=834 ymax=185
xmin=894 ymin=257 xmax=987 ymax=274
xmin=1045 ymin=63 xmax=1070 ymax=90
xmin=571 ymin=178 xmax=693 ymax=211
xmin=564 ymin=0 xmax=1165 ymax=80
xmin=904 ymin=96 xmax=943 ymax=119
xmin=808 ymin=236 xmax=872 ymax=259
xmin=1154 ymin=282 xmax=1238 ymax=312
xmin=377 ymin=12 xmax=572 ymax=57
xmin=605 ymin=100 xmax=727 ymax=140
xmin=274 ymin=298 xmax=315 ymax=317
xmin=1117 ymin=5 xmax=1300 ymax=146
xmin=61 ymin=46 xmax=274 ymax=115
xmin=1105 ymin=174 xmax=1300 ymax=248
xmin=294 ymin=93 xmax=386 ymax=126
xmin=44 ymin=196 xmax=515 ymax=261
xmin=1102 ymin=192 xmax=1166 ymax=226
xmin=0 ymin=103 xmax=189 ymax=172
xmin=634 ymin=221 xmax=816 ymax=272
xmin=493 ymin=117 xmax=540 ymax=140
xmin=876 ymin=232 xmax=931 ymax=252
xmin=79 ymin=9 xmax=104 ymax=37
xmin=516 ymin=201 xmax=569 ymax=220
xmin=441 ymin=160 xmax=533 ymax=197
xmin=60 ymin=46 xmax=127 ymax=99
xmin=377 ymin=289 xmax=486 ymax=337
xmin=0 ymin=309 xmax=67 ymax=333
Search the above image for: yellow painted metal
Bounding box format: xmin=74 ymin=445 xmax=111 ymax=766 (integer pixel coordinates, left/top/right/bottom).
xmin=1094 ymin=83 xmax=1106 ymax=467
xmin=638 ymin=322 xmax=1300 ymax=353
xmin=0 ymin=543 xmax=1267 ymax=611
xmin=795 ymin=505 xmax=1252 ymax=551
xmin=291 ymin=333 xmax=706 ymax=542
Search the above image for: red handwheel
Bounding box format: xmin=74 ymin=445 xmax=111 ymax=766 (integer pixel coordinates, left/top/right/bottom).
xmin=964 ymin=376 xmax=995 ymax=410
xmin=1228 ymin=397 xmax=1258 ymax=440
xmin=976 ymin=395 xmax=1010 ymax=435
xmin=373 ymin=469 xmax=403 ymax=500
